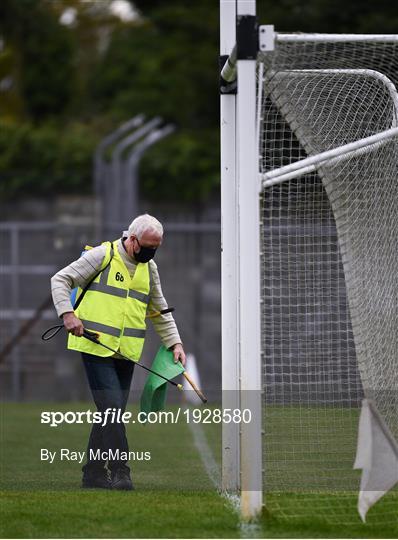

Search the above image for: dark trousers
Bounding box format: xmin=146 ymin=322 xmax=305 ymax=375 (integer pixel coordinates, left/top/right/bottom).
xmin=81 ymin=352 xmax=135 ymax=475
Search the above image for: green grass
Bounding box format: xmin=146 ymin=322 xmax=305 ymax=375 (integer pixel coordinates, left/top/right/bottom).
xmin=259 ymin=492 xmax=398 ymax=538
xmin=1 ymin=403 xmax=397 ymax=538
xmin=1 ymin=491 xmax=238 ymax=538
xmin=262 ymin=405 xmax=398 ymax=537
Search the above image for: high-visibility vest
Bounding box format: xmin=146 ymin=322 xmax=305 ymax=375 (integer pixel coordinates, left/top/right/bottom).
xmin=68 ymin=239 xmax=150 ymax=362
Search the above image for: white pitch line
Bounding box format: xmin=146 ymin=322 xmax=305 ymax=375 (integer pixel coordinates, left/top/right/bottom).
xmin=187 ymin=419 xmax=220 ymax=489
xmin=187 ymin=415 xmax=262 ymax=538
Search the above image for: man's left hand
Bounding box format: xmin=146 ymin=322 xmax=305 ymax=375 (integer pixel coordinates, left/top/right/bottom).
xmin=172 ymin=343 xmax=186 ymax=367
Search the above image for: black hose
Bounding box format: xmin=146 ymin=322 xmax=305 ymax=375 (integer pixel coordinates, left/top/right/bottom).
xmin=42 ymin=324 xmax=183 ymax=388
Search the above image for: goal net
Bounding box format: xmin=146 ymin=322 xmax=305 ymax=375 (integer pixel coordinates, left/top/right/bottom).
xmin=258 ymin=35 xmax=398 ymax=524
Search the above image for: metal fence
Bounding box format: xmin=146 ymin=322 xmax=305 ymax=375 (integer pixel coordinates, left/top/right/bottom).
xmin=1 ymin=117 xmax=221 ymax=402
xmin=0 ymin=202 xmax=221 ymax=402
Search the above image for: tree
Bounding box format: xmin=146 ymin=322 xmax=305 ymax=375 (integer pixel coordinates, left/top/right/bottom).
xmin=0 ymin=0 xmax=76 ymax=120
xmin=2 ymin=0 xmax=398 ymax=201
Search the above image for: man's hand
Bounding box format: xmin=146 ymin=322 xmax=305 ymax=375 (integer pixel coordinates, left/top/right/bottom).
xmin=172 ymin=343 xmax=186 ymax=367
xmin=63 ymin=312 xmax=84 ymax=337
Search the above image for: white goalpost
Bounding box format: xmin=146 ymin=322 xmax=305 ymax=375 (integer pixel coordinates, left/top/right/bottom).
xmin=220 ymin=1 xmax=398 ymax=524
xmin=220 ymin=0 xmax=263 ymax=517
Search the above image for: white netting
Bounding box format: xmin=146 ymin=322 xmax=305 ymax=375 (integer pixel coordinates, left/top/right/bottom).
xmin=259 ymin=36 xmax=398 ymax=524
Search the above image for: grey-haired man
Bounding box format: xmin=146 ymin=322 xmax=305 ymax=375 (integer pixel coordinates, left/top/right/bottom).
xmin=51 ymin=214 xmax=186 ymax=490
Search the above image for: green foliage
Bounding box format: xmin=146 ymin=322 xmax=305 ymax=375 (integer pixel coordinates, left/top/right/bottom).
xmin=0 ymin=122 xmax=97 ymax=199
xmin=0 ymin=0 xmax=76 ymax=120
xmin=90 ymin=0 xmax=220 ymax=202
xmin=2 ymin=0 xmax=398 ymax=202
xmin=257 ymin=0 xmax=398 ymax=33
xmin=140 ymin=130 xmax=220 ymax=202
xmin=91 ymin=3 xmax=219 ymax=129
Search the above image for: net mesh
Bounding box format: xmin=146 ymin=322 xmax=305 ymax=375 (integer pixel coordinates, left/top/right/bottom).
xmin=258 ymin=37 xmax=398 ymax=524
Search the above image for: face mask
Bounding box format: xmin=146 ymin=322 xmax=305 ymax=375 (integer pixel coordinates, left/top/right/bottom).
xmin=134 ymin=239 xmax=157 ymax=263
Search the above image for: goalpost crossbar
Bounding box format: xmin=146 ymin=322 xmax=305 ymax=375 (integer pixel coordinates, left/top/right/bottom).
xmin=262 ymin=125 xmax=398 ymax=187
xmin=277 ymin=33 xmax=398 ymax=42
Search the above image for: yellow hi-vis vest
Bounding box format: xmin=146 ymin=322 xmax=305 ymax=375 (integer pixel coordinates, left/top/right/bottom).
xmin=67 ymin=240 xmax=150 ymax=361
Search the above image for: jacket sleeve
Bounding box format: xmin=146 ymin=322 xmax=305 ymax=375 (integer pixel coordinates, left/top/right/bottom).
xmin=148 ymin=260 xmax=182 ymax=349
xmin=50 ymin=245 xmax=107 ymax=318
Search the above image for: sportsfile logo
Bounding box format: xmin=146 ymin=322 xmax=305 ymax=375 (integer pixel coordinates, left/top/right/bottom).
xmin=40 ymin=408 xmax=252 ymax=426
xmin=41 ymin=409 xmax=147 ymax=427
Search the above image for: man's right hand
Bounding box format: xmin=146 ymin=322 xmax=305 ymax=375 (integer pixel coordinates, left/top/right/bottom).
xmin=62 ymin=312 xmax=84 ymax=336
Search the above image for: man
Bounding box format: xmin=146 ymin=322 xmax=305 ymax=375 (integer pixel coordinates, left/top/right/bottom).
xmin=51 ymin=214 xmax=185 ymax=490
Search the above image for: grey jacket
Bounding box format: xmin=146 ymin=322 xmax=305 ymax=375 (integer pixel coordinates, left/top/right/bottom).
xmin=50 ymin=238 xmax=181 ymax=349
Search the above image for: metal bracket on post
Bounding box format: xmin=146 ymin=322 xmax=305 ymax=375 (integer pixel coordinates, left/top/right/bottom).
xmin=220 ymin=14 xmax=259 ymax=94
xmin=220 ymin=52 xmax=237 ymax=95
xmin=236 ymin=15 xmax=258 ymax=60
xmin=259 ymin=25 xmax=275 ymax=52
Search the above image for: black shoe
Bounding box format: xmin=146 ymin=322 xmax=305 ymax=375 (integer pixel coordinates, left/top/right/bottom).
xmin=82 ymin=469 xmax=111 ymax=489
xmin=111 ymin=468 xmax=134 ymax=491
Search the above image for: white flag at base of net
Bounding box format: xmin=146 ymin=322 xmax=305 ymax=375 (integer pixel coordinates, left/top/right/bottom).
xmin=354 ymin=398 xmax=398 ymax=522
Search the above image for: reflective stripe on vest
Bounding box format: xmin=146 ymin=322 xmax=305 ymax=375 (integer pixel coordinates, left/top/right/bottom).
xmin=67 ymin=239 xmax=150 ymax=361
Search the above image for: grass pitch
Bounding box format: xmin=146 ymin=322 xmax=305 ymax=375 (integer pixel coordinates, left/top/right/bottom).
xmin=0 ymin=402 xmax=397 ymax=538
